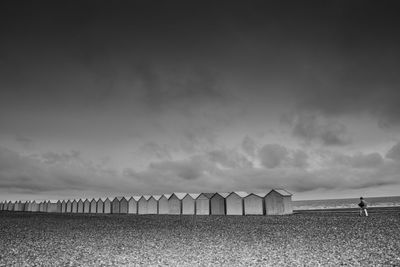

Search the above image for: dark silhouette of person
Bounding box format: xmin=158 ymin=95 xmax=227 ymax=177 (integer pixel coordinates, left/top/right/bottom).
xmin=358 ymin=197 xmax=368 ymax=216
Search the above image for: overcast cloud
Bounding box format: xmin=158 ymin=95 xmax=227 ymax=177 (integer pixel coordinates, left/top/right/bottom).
xmin=1 ymin=1 xmax=400 ymax=200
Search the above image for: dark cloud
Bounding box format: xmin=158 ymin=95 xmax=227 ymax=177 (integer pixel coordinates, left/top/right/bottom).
xmin=15 ymin=135 xmax=34 ymax=149
xmin=258 ymin=144 xmax=288 ymax=168
xmin=207 ymin=149 xmax=252 ymax=169
xmin=138 ymin=142 xmax=172 ymax=160
xmin=241 ymin=136 xmax=257 ymax=157
xmin=331 ymin=152 xmax=384 ymax=169
xmin=386 ymin=142 xmax=400 ymax=161
xmin=149 ymin=156 xmax=210 ymax=180
xmin=290 ymin=112 xmax=351 ymax=146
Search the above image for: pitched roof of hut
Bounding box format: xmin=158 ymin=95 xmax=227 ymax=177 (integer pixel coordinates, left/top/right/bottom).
xmin=228 ymin=191 xmax=249 ymax=198
xmin=248 ymin=192 xmax=270 ymax=198
xmin=171 ymin=192 xmax=187 ymax=200
xmin=272 ymin=189 xmax=292 ymax=196
xmin=199 ymin=193 xmax=215 ymax=199
xmin=162 ymin=194 xmax=171 ymax=199
xmin=140 ymin=195 xmax=151 ymax=201
xmin=132 ymin=196 xmax=141 ymax=201
xmin=151 ymin=195 xmax=162 ymax=201
xmin=187 ymin=193 xmax=200 ymax=199
xmin=213 ymin=192 xmax=229 ymax=198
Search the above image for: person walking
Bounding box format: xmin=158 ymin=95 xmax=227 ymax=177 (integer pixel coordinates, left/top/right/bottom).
xmin=358 ymin=197 xmax=368 ymax=216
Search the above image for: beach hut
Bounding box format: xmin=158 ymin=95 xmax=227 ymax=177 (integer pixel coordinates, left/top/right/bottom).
xmin=104 ymin=198 xmax=111 ymax=214
xmin=182 ymin=193 xmax=199 ymax=215
xmin=47 ymin=201 xmax=58 ymax=213
xmin=61 ymin=200 xmax=66 ymax=213
xmin=72 ymin=200 xmax=78 ymax=213
xmin=128 ymin=196 xmax=140 ymax=214
xmin=120 ymin=197 xmax=129 ymax=214
xmin=90 ymin=199 xmax=97 ymax=213
xmin=15 ymin=201 xmax=22 ymax=211
xmin=31 ymin=201 xmax=39 ymax=212
xmin=66 ymin=200 xmax=72 ymax=213
xmin=127 ymin=196 xmax=138 ymax=214
xmin=22 ymin=201 xmax=29 ymax=212
xmin=84 ymin=199 xmax=90 ymax=213
xmin=0 ymin=201 xmax=3 ymax=211
xmin=77 ymin=199 xmax=84 ymax=213
xmin=97 ymin=199 xmax=104 ymax=213
xmin=38 ymin=202 xmax=44 ymax=212
xmin=210 ymin=193 xmax=228 ymax=215
xmin=138 ymin=195 xmax=150 ymax=214
xmin=226 ymin=192 xmax=248 ymax=215
xmin=158 ymin=194 xmax=171 ymax=214
xmin=244 ymin=193 xmax=267 ymax=215
xmin=265 ymin=189 xmax=293 ymax=215
xmin=168 ymin=193 xmax=186 ymax=215
xmin=148 ymin=196 xmax=159 ymax=214
xmin=112 ymin=197 xmax=121 ymax=214
xmin=56 ymin=200 xmax=62 ymax=213
xmin=7 ymin=201 xmax=13 ymax=211
xmin=195 ymin=193 xmax=214 ymax=215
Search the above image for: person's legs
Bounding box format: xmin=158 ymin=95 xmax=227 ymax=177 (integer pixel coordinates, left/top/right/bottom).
xmin=364 ymin=209 xmax=368 ymax=216
xmin=359 ymin=208 xmax=362 ymax=216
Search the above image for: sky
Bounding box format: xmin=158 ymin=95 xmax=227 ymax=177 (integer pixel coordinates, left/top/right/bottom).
xmin=1 ymin=0 xmax=400 ymax=201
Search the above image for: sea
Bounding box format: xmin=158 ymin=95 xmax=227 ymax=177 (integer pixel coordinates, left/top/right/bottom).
xmin=293 ymin=196 xmax=400 ymax=210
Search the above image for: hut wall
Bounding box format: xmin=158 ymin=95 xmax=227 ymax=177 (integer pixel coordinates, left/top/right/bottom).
xmin=112 ymin=199 xmax=120 ymax=214
xmin=211 ymin=194 xmax=225 ymax=215
xmin=104 ymin=200 xmax=111 ymax=214
xmin=66 ymin=201 xmax=72 ymax=213
xmin=282 ymin=196 xmax=293 ymax=214
xmin=56 ymin=202 xmax=62 ymax=213
xmin=147 ymin=198 xmax=158 ymax=214
xmin=196 ymin=195 xmax=210 ymax=215
xmin=47 ymin=203 xmax=58 ymax=213
xmin=128 ymin=199 xmax=137 ymax=214
xmin=182 ymin=196 xmax=195 ymax=215
xmin=77 ymin=201 xmax=84 ymax=213
xmin=72 ymin=201 xmax=78 ymax=213
xmin=61 ymin=202 xmax=66 ymax=213
xmin=158 ymin=197 xmax=169 ymax=214
xmin=24 ymin=202 xmax=29 ymax=212
xmin=84 ymin=201 xmax=90 ymax=213
xmin=31 ymin=202 xmax=39 ymax=212
xmin=265 ymin=190 xmax=284 ymax=215
xmin=120 ymin=199 xmax=128 ymax=214
xmin=138 ymin=199 xmax=148 ymax=214
xmin=90 ymin=200 xmax=97 ymax=213
xmin=244 ymin=195 xmax=264 ymax=215
xmin=168 ymin=195 xmax=181 ymax=215
xmin=226 ymin=194 xmax=243 ymax=215
xmin=97 ymin=201 xmax=104 ymax=213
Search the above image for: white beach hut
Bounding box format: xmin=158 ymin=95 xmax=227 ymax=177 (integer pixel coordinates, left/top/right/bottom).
xmin=61 ymin=200 xmax=66 ymax=213
xmin=66 ymin=200 xmax=72 ymax=213
xmin=182 ymin=193 xmax=199 ymax=215
xmin=128 ymin=196 xmax=140 ymax=214
xmin=168 ymin=193 xmax=186 ymax=215
xmin=244 ymin=192 xmax=268 ymax=215
xmin=226 ymin=191 xmax=248 ymax=215
xmin=158 ymin=194 xmax=171 ymax=214
xmin=72 ymin=200 xmax=78 ymax=213
xmin=31 ymin=201 xmax=39 ymax=212
xmin=77 ymin=199 xmax=84 ymax=213
xmin=210 ymin=193 xmax=228 ymax=215
xmin=148 ymin=196 xmax=160 ymax=214
xmin=83 ymin=199 xmax=90 ymax=213
xmin=104 ymin=198 xmax=111 ymax=214
xmin=265 ymin=189 xmax=293 ymax=215
xmin=90 ymin=199 xmax=97 ymax=213
xmin=138 ymin=195 xmax=151 ymax=214
xmin=195 ymin=193 xmax=214 ymax=215
xmin=97 ymin=199 xmax=104 ymax=213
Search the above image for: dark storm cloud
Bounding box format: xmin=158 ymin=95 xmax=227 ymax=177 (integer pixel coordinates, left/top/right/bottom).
xmin=258 ymin=144 xmax=288 ymax=168
xmin=386 ymin=142 xmax=400 ymax=161
xmin=286 ymin=112 xmax=351 ymax=146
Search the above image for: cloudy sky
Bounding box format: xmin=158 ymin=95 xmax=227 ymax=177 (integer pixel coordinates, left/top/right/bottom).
xmin=1 ymin=1 xmax=400 ymax=201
